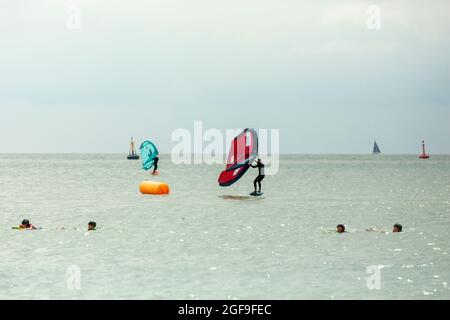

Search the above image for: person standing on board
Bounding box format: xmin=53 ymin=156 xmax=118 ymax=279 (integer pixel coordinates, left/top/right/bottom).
xmin=251 ymin=158 xmax=265 ymax=194
xmin=152 ymin=156 xmax=159 ymax=175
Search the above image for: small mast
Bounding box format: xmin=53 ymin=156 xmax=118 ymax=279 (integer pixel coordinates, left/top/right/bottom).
xmin=419 ymin=139 xmax=430 ymax=159
xmin=130 ymin=137 xmax=136 ymax=156
xmin=127 ymin=137 xmax=140 ymax=160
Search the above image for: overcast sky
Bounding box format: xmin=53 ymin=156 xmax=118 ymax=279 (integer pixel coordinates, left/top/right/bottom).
xmin=1 ymin=0 xmax=449 ymax=154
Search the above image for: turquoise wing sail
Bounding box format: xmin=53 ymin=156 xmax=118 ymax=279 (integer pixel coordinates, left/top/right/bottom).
xmin=139 ymin=141 xmax=159 ymax=170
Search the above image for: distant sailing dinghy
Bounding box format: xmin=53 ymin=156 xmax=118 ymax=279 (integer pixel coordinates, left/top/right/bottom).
xmin=419 ymin=140 xmax=430 ymax=159
xmin=373 ymin=141 xmax=381 ymax=154
xmin=127 ymin=137 xmax=140 ymax=160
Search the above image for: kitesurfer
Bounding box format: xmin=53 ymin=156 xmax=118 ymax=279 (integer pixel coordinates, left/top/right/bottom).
xmin=152 ymin=156 xmax=159 ymax=175
xmin=251 ymin=158 xmax=265 ymax=193
xmin=18 ymin=219 xmax=37 ymax=230
xmin=393 ymin=224 xmax=402 ymax=233
xmin=336 ymin=224 xmax=346 ymax=233
xmin=88 ymin=221 xmax=97 ymax=231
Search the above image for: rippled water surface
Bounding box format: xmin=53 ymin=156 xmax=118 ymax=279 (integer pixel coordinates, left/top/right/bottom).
xmin=0 ymin=154 xmax=449 ymax=299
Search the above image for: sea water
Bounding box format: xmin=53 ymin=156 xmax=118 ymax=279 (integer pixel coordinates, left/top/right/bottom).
xmin=0 ymin=154 xmax=449 ymax=299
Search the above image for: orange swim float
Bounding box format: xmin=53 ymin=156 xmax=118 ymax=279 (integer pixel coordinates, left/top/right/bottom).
xmin=139 ymin=181 xmax=170 ymax=195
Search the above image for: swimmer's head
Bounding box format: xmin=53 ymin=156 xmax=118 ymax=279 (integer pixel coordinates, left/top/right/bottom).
xmin=88 ymin=221 xmax=97 ymax=231
xmin=393 ymin=224 xmax=402 ymax=233
xmin=336 ymin=224 xmax=346 ymax=233
xmin=21 ymin=219 xmax=30 ymax=227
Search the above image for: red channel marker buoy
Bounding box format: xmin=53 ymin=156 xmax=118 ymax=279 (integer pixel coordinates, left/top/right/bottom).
xmin=419 ymin=140 xmax=430 ymax=159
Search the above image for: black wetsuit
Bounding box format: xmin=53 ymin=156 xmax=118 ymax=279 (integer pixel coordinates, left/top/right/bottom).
xmin=153 ymin=157 xmax=159 ymax=172
xmin=251 ymin=161 xmax=265 ymax=193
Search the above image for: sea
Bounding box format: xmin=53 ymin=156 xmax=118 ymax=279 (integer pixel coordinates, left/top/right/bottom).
xmin=0 ymin=154 xmax=449 ymax=299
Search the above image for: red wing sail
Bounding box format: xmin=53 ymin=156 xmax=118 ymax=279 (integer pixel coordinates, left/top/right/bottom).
xmin=218 ymin=128 xmax=258 ymax=187
xmin=218 ymin=165 xmax=250 ymax=187
xmin=225 ymin=128 xmax=258 ymax=171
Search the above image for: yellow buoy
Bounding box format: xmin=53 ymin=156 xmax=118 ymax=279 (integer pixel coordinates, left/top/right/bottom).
xmin=139 ymin=181 xmax=170 ymax=195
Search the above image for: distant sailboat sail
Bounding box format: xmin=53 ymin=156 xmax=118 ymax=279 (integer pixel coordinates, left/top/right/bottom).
xmin=373 ymin=141 xmax=381 ymax=154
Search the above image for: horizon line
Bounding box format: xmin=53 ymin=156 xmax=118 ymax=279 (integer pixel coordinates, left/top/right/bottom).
xmin=0 ymin=152 xmax=448 ymax=156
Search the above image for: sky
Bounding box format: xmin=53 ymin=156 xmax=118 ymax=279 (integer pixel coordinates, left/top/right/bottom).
xmin=0 ymin=0 xmax=449 ymax=154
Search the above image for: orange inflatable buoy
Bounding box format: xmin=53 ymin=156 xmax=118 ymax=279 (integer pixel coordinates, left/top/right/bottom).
xmin=139 ymin=181 xmax=170 ymax=195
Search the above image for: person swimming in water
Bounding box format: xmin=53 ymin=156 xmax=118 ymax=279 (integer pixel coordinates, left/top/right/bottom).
xmin=336 ymin=224 xmax=346 ymax=233
xmin=251 ymin=158 xmax=265 ymax=193
xmin=152 ymin=156 xmax=159 ymax=175
xmin=393 ymin=223 xmax=402 ymax=233
xmin=88 ymin=221 xmax=97 ymax=231
xmin=18 ymin=219 xmax=37 ymax=230
xmin=366 ymin=223 xmax=403 ymax=233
